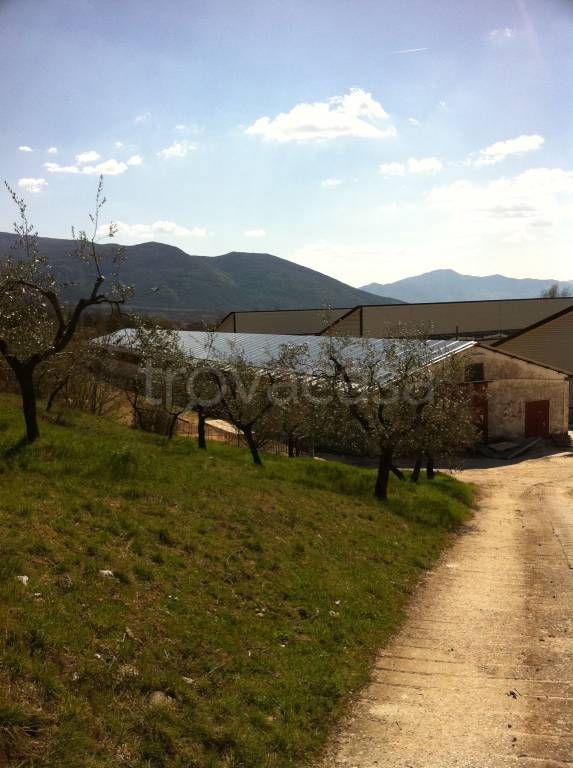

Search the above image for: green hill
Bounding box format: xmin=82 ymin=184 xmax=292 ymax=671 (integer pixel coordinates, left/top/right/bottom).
xmin=0 ymin=395 xmax=472 ymax=767
xmin=0 ymin=233 xmax=401 ymax=320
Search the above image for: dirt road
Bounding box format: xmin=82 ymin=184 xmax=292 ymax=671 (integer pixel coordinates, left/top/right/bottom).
xmin=325 ymin=452 xmax=573 ymax=767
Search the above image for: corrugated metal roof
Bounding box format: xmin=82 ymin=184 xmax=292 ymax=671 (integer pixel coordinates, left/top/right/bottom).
xmin=107 ymin=330 xmax=475 ymax=374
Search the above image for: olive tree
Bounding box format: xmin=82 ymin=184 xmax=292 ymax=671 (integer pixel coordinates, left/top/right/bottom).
xmin=131 ymin=323 xmax=191 ymax=439
xmin=203 ymin=340 xmax=278 ymax=466
xmin=183 ymin=339 xmax=225 ymax=450
xmin=262 ymin=342 xmax=320 ymax=457
xmin=406 ymin=352 xmax=478 ymax=480
xmin=111 ymin=325 xmax=220 ymax=448
xmin=0 ymin=179 xmax=130 ymax=442
xmin=320 ymin=334 xmax=433 ymax=500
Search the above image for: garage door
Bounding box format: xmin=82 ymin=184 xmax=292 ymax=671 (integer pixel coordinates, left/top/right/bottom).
xmin=524 ymin=400 xmax=550 ymax=438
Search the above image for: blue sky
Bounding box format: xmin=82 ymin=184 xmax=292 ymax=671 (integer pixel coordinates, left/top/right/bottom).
xmin=2 ymin=0 xmax=572 ymax=286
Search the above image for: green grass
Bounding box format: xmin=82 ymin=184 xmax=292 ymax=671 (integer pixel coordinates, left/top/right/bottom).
xmin=0 ymin=395 xmax=473 ymax=767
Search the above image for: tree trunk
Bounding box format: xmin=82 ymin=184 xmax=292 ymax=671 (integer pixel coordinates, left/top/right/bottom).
xmin=390 ymin=464 xmax=405 ymax=481
xmin=132 ymin=406 xmax=143 ymax=430
xmin=243 ymin=426 xmax=263 ymax=466
xmin=287 ymin=433 xmax=295 ymax=458
xmin=166 ymin=413 xmax=178 ymax=440
xmin=46 ymin=377 xmax=69 ymax=413
xmin=426 ymin=454 xmax=435 ymax=480
xmin=16 ymin=367 xmax=40 ymax=443
xmin=197 ymin=409 xmax=207 ymax=450
xmin=89 ymin=383 xmax=98 ymax=415
xmin=411 ymin=457 xmax=423 ymax=482
xmin=374 ymin=448 xmax=392 ymax=500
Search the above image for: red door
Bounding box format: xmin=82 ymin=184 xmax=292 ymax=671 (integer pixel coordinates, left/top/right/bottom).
xmin=524 ymin=400 xmax=550 ymax=438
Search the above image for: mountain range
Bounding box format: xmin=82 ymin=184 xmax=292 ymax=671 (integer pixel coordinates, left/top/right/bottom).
xmin=361 ymin=269 xmax=573 ymax=304
xmin=0 ymin=232 xmax=399 ymax=319
xmin=4 ymin=232 xmax=569 ymax=315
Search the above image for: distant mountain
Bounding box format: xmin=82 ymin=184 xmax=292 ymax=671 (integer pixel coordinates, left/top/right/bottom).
xmin=0 ymin=233 xmax=400 ymax=319
xmin=361 ymin=269 xmax=573 ymax=303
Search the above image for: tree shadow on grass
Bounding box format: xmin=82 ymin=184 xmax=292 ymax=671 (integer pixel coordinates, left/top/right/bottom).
xmin=1 ymin=437 xmax=30 ymax=463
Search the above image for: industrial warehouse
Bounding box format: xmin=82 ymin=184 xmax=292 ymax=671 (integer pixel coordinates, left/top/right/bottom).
xmin=112 ymin=322 xmax=572 ymax=444
xmin=214 ymin=296 xmax=573 ymax=442
xmin=217 ymin=296 xmax=573 ymax=340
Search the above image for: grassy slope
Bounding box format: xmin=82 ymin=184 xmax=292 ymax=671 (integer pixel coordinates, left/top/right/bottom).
xmin=0 ymin=395 xmax=473 ymax=768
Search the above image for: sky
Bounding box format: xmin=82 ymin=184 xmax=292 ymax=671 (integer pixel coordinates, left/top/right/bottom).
xmin=1 ymin=0 xmax=573 ymax=287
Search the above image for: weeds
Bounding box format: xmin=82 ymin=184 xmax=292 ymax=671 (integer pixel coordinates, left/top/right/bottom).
xmin=0 ymin=394 xmax=473 ymax=767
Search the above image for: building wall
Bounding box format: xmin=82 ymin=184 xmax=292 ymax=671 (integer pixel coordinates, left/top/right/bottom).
xmin=321 ymin=297 xmax=573 ymax=339
xmin=217 ymin=308 xmax=350 ymax=335
xmin=495 ymin=309 xmax=573 ymax=375
xmin=320 ymin=307 xmax=362 ymax=336
xmin=485 ymin=380 xmax=568 ymax=440
xmin=217 ymin=314 xmax=236 ymax=332
xmin=461 ymin=346 xmax=569 ymax=440
xmin=219 ymin=298 xmax=573 ymax=340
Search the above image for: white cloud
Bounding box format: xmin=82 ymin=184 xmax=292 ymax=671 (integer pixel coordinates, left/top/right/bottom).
xmin=289 ymin=167 xmax=573 ymax=285
xmin=407 ymin=156 xmax=443 ymax=174
xmin=321 ymin=178 xmax=342 ymax=188
xmin=47 ymin=147 xmax=58 ymax=155
xmin=390 ymin=47 xmax=428 ymax=55
xmin=245 ymin=88 xmax=396 ymax=143
xmin=379 ymin=162 xmax=406 ymax=177
xmin=45 ymin=158 xmax=128 ymax=176
xmin=427 ymin=167 xmax=573 ymax=219
xmin=18 ymin=145 xmax=33 ymax=153
xmin=75 ymin=150 xmax=101 ymax=164
xmin=44 ymin=162 xmax=79 ymax=174
xmin=175 ymin=123 xmax=202 ymax=134
xmin=156 ymin=140 xmax=197 ymax=159
xmin=104 ymin=222 xmax=149 ymax=238
xmin=408 ymin=117 xmax=420 ymax=126
xmin=422 ymin=168 xmax=573 ymax=256
xmin=489 ymin=27 xmax=514 ymax=40
xmin=82 ymin=158 xmax=128 ymax=176
xmin=379 ymin=157 xmax=442 ymax=176
xmin=114 ymin=141 xmax=124 ymax=149
xmin=99 ymin=220 xmax=208 ymax=239
xmin=134 ymin=112 xmax=151 ymax=124
xmin=467 ymin=134 xmax=544 ymax=166
xmin=243 ymin=229 xmax=267 ymax=238
xmin=18 ymin=177 xmax=48 ymax=193
xmin=152 ymin=220 xmax=195 ymax=236
xmin=127 ymin=154 xmax=143 ymax=166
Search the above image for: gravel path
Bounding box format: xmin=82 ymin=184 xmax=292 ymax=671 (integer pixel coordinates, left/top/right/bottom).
xmin=325 ymin=453 xmax=573 ymax=768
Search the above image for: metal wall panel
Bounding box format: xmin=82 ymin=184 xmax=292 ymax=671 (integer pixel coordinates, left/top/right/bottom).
xmin=359 ymin=298 xmax=573 ymax=339
xmin=217 ymin=308 xmax=350 ymax=335
xmin=497 ymin=310 xmax=573 ymax=374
